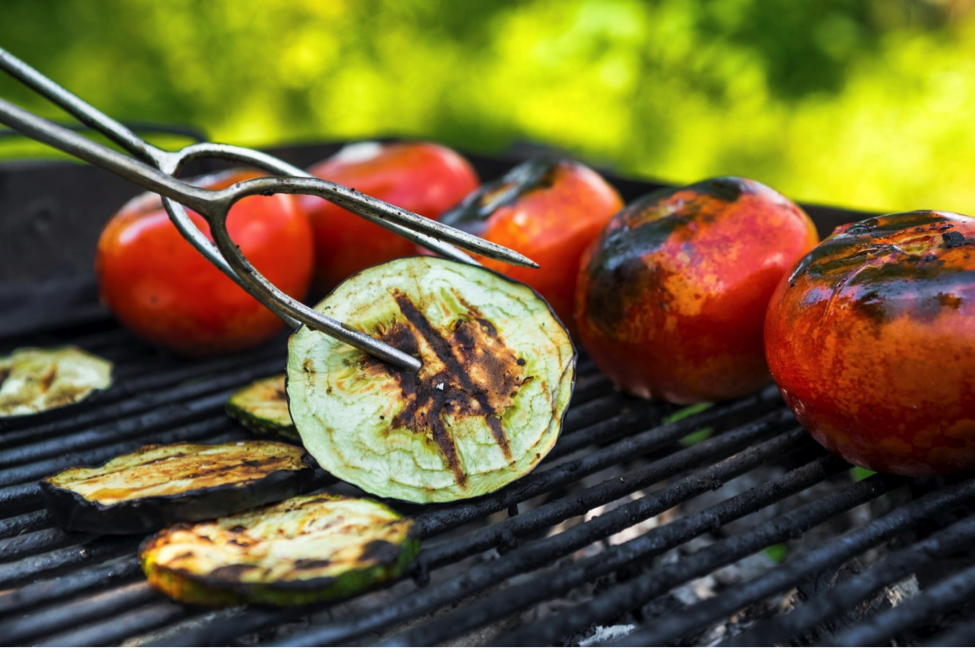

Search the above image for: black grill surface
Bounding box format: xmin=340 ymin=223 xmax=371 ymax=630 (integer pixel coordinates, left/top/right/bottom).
xmin=1 ymin=145 xmax=974 ymax=647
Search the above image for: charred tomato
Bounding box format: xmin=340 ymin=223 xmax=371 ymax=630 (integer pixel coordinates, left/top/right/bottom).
xmin=438 ymin=156 xmax=623 ymax=330
xmin=95 ymin=169 xmax=314 ymax=357
xmin=576 ymin=177 xmax=818 ymax=403
xmin=300 ymin=141 xmax=479 ymax=293
xmin=765 ymin=210 xmax=975 ymax=476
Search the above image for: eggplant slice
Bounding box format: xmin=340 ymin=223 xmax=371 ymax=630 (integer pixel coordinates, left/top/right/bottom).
xmin=40 ymin=441 xmax=315 ymax=534
xmin=0 ymin=346 xmax=112 ymax=418
xmin=226 ymin=375 xmax=298 ymax=440
xmin=287 ymin=256 xmax=576 ymax=503
xmin=141 ymin=495 xmax=419 ymax=607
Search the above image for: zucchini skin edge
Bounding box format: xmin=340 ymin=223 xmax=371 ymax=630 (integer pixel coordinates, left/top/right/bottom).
xmin=140 ymin=526 xmax=421 ymax=607
xmin=38 ymin=465 xmax=317 ymax=535
xmin=225 ymin=401 xmax=300 ymax=442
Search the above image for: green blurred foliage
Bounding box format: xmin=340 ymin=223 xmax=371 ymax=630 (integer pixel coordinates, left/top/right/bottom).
xmin=2 ymin=0 xmax=974 ymax=213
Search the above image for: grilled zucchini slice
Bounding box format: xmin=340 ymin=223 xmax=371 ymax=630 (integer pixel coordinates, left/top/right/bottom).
xmin=226 ymin=375 xmax=298 ymax=440
xmin=287 ymin=256 xmax=576 ymax=503
xmin=40 ymin=441 xmax=315 ymax=534
xmin=0 ymin=346 xmax=112 ymax=418
xmin=140 ymin=495 xmax=419 ymax=607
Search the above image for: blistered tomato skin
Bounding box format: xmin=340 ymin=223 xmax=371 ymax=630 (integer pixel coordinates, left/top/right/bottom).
xmin=765 ymin=211 xmax=975 ymax=476
xmin=438 ymin=156 xmax=624 ymax=331
xmin=575 ymin=177 xmax=819 ymax=404
xmin=300 ymin=142 xmax=479 ymax=293
xmin=96 ymin=170 xmax=314 ymax=358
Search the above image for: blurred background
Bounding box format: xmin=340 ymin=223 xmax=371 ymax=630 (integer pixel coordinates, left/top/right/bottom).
xmin=1 ymin=0 xmax=972 ymax=213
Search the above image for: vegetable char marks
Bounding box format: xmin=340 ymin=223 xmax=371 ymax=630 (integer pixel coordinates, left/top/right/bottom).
xmin=141 ymin=495 xmax=418 ymax=607
xmin=576 ymin=177 xmax=818 ymax=403
xmin=287 ymin=256 xmax=575 ymax=503
xmin=766 ymin=211 xmax=975 ymax=476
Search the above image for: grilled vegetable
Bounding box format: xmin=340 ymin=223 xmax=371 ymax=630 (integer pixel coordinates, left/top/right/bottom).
xmin=40 ymin=441 xmax=315 ymax=534
xmin=141 ymin=495 xmax=419 ymax=607
xmin=0 ymin=346 xmax=112 ymax=418
xmin=288 ymin=256 xmax=576 ymax=503
xmin=766 ymin=210 xmax=975 ymax=476
xmin=226 ymin=375 xmax=298 ymax=440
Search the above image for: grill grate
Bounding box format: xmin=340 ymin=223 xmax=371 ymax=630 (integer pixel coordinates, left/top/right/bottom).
xmin=1 ymin=145 xmax=974 ymax=647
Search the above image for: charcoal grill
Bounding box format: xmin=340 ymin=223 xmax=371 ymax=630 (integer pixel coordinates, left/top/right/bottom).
xmin=1 ymin=143 xmax=974 ymax=647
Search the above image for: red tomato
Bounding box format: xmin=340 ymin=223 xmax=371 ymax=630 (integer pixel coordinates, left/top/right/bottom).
xmin=575 ymin=177 xmax=819 ymax=404
xmin=300 ymin=141 xmax=479 ymax=294
xmin=765 ymin=210 xmax=975 ymax=476
xmin=95 ymin=170 xmax=314 ymax=357
xmin=437 ymin=157 xmax=624 ymax=331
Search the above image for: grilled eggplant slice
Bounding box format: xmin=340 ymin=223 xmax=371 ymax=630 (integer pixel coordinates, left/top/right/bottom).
xmin=287 ymin=256 xmax=576 ymax=503
xmin=141 ymin=495 xmax=419 ymax=607
xmin=0 ymin=346 xmax=112 ymax=418
xmin=226 ymin=375 xmax=298 ymax=440
xmin=40 ymin=441 xmax=315 ymax=534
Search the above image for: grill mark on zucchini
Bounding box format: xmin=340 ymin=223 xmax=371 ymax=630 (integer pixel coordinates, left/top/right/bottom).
xmin=362 ymin=290 xmax=524 ymax=485
xmin=40 ymin=442 xmax=315 ymax=534
xmin=140 ymin=495 xmax=418 ymax=606
xmin=0 ymin=346 xmax=112 ymax=417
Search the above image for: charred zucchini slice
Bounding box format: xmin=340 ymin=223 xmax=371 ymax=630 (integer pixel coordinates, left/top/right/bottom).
xmin=40 ymin=441 xmax=315 ymax=534
xmin=287 ymin=256 xmax=576 ymax=503
xmin=0 ymin=346 xmax=112 ymax=418
xmin=226 ymin=375 xmax=298 ymax=440
xmin=141 ymin=495 xmax=419 ymax=607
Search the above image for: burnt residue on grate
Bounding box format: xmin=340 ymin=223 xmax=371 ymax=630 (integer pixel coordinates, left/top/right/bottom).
xmin=3 ymin=147 xmax=975 ymax=647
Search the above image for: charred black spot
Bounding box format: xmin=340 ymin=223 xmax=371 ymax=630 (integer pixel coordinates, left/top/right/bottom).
xmin=293 ymin=558 xmax=332 ymax=570
xmin=439 ymin=156 xmax=566 ymax=236
xmin=302 ymin=359 xmax=313 ymax=373
xmin=688 ymin=176 xmax=747 ymax=202
xmin=516 ymin=358 xmax=526 ymax=366
xmin=360 ymin=292 xmax=524 ymax=485
xmin=229 ymin=525 xmax=247 ymax=533
xmin=208 ymin=564 xmax=256 ymax=582
xmin=943 ymin=231 xmax=974 ymax=249
xmin=359 ymin=539 xmax=401 ymax=564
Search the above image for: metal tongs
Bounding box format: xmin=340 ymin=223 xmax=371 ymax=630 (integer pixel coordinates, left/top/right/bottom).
xmin=0 ymin=48 xmax=537 ymax=373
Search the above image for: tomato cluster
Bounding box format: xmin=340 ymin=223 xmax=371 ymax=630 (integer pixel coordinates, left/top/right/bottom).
xmin=96 ymin=145 xmax=975 ymax=477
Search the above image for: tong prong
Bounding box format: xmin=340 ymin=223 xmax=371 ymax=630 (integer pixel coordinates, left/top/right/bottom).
xmin=0 ymin=46 xmax=540 ymax=373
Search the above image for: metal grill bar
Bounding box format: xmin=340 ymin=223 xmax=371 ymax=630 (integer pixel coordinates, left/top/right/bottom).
xmin=729 ymin=509 xmax=975 ymax=646
xmin=0 ymin=509 xmax=53 ymax=539
xmin=0 ymin=527 xmax=97 ymax=563
xmin=824 ymin=559 xmax=975 ymax=647
xmin=926 ymin=617 xmax=975 ymax=646
xmin=0 ymin=555 xmax=141 ymax=616
xmin=385 ymin=434 xmax=843 ymax=646
xmin=419 ymin=410 xmax=796 ymax=569
xmin=498 ymin=473 xmax=909 ymax=645
xmin=0 ymin=536 xmax=141 ymax=590
xmin=0 ymin=581 xmax=157 ymax=644
xmin=414 ymin=388 xmax=780 ymax=539
xmin=36 ymin=600 xmax=187 ymax=647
